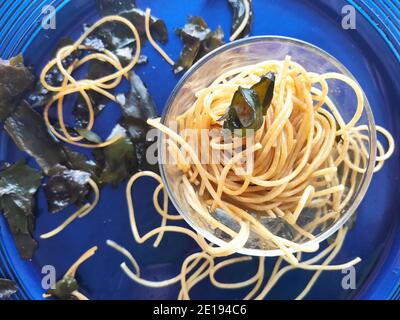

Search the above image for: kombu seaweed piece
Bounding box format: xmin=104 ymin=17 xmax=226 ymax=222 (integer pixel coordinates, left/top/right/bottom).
xmin=0 ymin=279 xmax=17 ymax=300
xmin=92 ymin=2 xmax=168 ymax=64
xmin=117 ymin=71 xmax=159 ymax=172
xmin=176 ymin=16 xmax=211 ymax=42
xmin=4 ymin=102 xmax=96 ymax=176
xmin=122 ymin=8 xmax=168 ymax=44
xmin=0 ymin=160 xmax=42 ymax=260
xmin=83 ymin=22 xmax=136 ymax=67
xmin=173 ymin=41 xmax=201 ymax=75
xmin=198 ymin=26 xmax=224 ymax=57
xmin=221 ymin=73 xmax=275 ymax=134
xmin=174 ymin=17 xmax=224 ymax=74
xmin=228 ymin=0 xmax=253 ymax=40
xmin=252 ymin=72 xmax=275 ymax=113
xmin=118 ymin=71 xmax=158 ymax=140
xmin=94 ymin=71 xmax=159 ymax=186
xmin=47 ymin=275 xmax=79 ymax=300
xmin=0 ymin=55 xmax=35 ymax=120
xmin=44 ymin=165 xmax=91 ymax=213
xmin=223 ymin=86 xmax=263 ymax=133
xmin=94 ymin=125 xmax=138 ymax=187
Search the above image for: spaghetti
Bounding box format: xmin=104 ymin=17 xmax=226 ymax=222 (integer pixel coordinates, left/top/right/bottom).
xmin=104 ymin=57 xmax=394 ymax=299
xmin=41 ymin=15 xmax=141 ymax=149
xmin=146 ymin=56 xmax=395 ymax=264
xmin=39 ymin=16 xmax=142 ymax=238
xmin=107 ymin=170 xmax=361 ymax=300
xmin=145 ymin=8 xmax=175 ymax=66
xmin=40 ymin=178 xmax=100 ymax=239
xmin=35 ymin=12 xmax=395 ymax=299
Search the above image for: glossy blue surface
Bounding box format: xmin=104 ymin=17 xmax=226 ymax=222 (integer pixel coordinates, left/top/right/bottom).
xmin=0 ymin=0 xmax=399 ymax=300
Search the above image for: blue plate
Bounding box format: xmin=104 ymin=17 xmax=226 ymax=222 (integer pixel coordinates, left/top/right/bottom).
xmin=0 ymin=0 xmax=400 ymax=300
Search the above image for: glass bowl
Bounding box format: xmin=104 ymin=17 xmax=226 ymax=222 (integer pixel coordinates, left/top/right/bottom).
xmin=160 ymin=36 xmax=376 ymax=257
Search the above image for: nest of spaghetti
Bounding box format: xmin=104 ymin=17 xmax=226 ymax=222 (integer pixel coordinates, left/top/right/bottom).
xmin=149 ymin=56 xmax=394 ymax=265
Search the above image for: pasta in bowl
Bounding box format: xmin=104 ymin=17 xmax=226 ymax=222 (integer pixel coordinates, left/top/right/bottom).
xmin=152 ymin=37 xmax=393 ymax=262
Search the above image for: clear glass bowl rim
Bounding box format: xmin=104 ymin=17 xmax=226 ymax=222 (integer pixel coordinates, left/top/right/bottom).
xmin=158 ymin=35 xmax=377 ymax=257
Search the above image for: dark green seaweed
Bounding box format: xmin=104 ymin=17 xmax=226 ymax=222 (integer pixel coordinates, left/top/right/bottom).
xmin=122 ymin=8 xmax=168 ymax=44
xmin=198 ymin=26 xmax=225 ymax=57
xmin=117 ymin=71 xmax=159 ymax=172
xmin=174 ymin=17 xmax=224 ymax=74
xmin=252 ymin=72 xmax=275 ymax=113
xmin=222 ymin=87 xmax=263 ymax=133
xmin=0 ymin=55 xmax=35 ymax=120
xmin=93 ymin=71 xmax=159 ymax=186
xmin=0 ymin=160 xmax=42 ymax=260
xmin=0 ymin=279 xmax=17 ymax=300
xmin=228 ymin=0 xmax=253 ymax=40
xmin=173 ymin=41 xmax=201 ymax=75
xmin=4 ymin=102 xmax=96 ymax=176
xmin=221 ymin=73 xmax=275 ymax=134
xmin=118 ymin=71 xmax=158 ymax=140
xmin=47 ymin=275 xmax=79 ymax=300
xmin=96 ymin=0 xmax=166 ymax=41
xmin=93 ymin=1 xmax=168 ymax=64
xmin=44 ymin=165 xmax=91 ymax=213
xmin=94 ymin=126 xmax=137 ymax=187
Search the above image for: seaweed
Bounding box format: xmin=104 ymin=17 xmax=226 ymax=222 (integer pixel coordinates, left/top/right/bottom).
xmin=94 ymin=70 xmax=160 ymax=186
xmin=221 ymin=73 xmax=275 ymax=134
xmin=47 ymin=275 xmax=79 ymax=300
xmin=228 ymin=0 xmax=253 ymax=40
xmin=174 ymin=17 xmax=224 ymax=74
xmin=92 ymin=1 xmax=168 ymax=65
xmin=173 ymin=41 xmax=201 ymax=75
xmin=0 ymin=160 xmax=42 ymax=260
xmin=44 ymin=165 xmax=91 ymax=213
xmin=4 ymin=101 xmax=96 ymax=176
xmin=117 ymin=71 xmax=159 ymax=172
xmin=0 ymin=279 xmax=17 ymax=300
xmin=0 ymin=55 xmax=35 ymax=120
xmin=122 ymin=8 xmax=168 ymax=44
xmin=118 ymin=71 xmax=158 ymax=140
xmin=94 ymin=125 xmax=137 ymax=187
xmin=46 ymin=246 xmax=96 ymax=300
